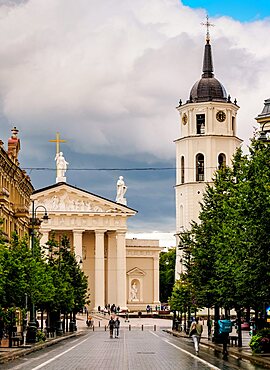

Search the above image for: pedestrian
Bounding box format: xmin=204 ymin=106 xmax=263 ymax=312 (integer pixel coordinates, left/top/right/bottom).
xmin=114 ymin=317 xmax=120 ymax=338
xmin=189 ymin=318 xmax=203 ymax=355
xmin=218 ymin=317 xmax=232 ymax=359
xmin=108 ymin=316 xmax=115 ymax=339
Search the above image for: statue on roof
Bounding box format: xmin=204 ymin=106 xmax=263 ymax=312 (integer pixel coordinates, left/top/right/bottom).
xmin=116 ymin=176 xmax=127 ymax=205
xmin=55 ymin=151 xmax=69 ymax=182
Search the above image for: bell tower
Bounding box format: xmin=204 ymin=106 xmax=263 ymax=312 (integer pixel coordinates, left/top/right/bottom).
xmin=175 ymin=22 xmax=242 ymax=279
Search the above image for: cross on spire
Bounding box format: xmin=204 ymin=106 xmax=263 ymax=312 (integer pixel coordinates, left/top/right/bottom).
xmin=201 ymin=15 xmax=215 ymax=43
xmin=49 ymin=132 xmax=66 ymax=155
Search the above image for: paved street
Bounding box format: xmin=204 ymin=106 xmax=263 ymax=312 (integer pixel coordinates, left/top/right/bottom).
xmin=0 ymin=318 xmax=267 ymax=370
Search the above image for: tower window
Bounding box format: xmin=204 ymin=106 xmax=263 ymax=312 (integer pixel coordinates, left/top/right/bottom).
xmin=232 ymin=116 xmax=235 ymax=135
xmin=181 ymin=156 xmax=185 ymax=184
xmin=196 ymin=153 xmax=204 ymax=181
xmin=218 ymin=153 xmax=226 ymax=169
xmin=196 ymin=114 xmax=205 ymax=134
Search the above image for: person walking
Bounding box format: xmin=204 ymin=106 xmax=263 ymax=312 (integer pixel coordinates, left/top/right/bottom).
xmin=108 ymin=317 xmax=115 ymax=339
xmin=189 ymin=318 xmax=203 ymax=355
xmin=114 ymin=317 xmax=120 ymax=338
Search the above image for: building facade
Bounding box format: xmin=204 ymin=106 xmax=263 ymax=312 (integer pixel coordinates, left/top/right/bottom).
xmin=32 ymin=182 xmax=161 ymax=310
xmin=175 ymin=33 xmax=242 ymax=279
xmin=0 ymin=127 xmax=33 ymax=240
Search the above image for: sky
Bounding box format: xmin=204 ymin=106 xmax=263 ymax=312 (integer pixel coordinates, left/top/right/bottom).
xmin=0 ymin=0 xmax=269 ymax=247
xmin=182 ymin=0 xmax=270 ymax=21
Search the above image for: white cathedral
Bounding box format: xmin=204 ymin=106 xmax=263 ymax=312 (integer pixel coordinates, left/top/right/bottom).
xmin=174 ymin=29 xmax=242 ymax=279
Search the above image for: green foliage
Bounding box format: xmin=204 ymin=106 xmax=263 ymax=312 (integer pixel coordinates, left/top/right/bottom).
xmin=0 ymin=229 xmax=89 ymax=316
xmin=249 ymin=329 xmax=270 ymax=353
xmin=36 ymin=329 xmax=46 ymax=342
xmin=159 ymin=248 xmax=176 ymax=303
xmin=169 ymin=277 xmax=194 ymax=312
xmin=176 ymin=139 xmax=270 ymax=313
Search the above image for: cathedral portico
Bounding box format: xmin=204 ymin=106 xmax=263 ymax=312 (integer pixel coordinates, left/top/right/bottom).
xmin=32 ymin=141 xmax=161 ymax=311
xmin=32 ymin=182 xmax=138 ymax=310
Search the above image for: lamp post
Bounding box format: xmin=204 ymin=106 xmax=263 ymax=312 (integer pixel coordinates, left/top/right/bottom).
xmin=27 ymin=201 xmax=49 ymax=343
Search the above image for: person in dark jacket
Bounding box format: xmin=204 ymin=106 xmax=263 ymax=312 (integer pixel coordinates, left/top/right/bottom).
xmin=114 ymin=317 xmax=120 ymax=338
xmin=108 ymin=317 xmax=115 ymax=339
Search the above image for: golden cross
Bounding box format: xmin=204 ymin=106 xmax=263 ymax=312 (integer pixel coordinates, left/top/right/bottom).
xmin=49 ymin=132 xmax=66 ymax=155
xmin=201 ymin=15 xmax=215 ymax=42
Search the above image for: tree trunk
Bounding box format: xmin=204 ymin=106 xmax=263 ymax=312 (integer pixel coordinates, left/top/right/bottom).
xmin=213 ymin=304 xmax=220 ymax=342
xmin=237 ymin=309 xmax=242 ymax=347
xmin=41 ymin=311 xmax=44 ymax=330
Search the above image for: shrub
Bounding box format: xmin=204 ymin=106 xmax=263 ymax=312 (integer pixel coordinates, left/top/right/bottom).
xmin=36 ymin=330 xmax=46 ymax=342
xmin=249 ymin=329 xmax=270 ymax=354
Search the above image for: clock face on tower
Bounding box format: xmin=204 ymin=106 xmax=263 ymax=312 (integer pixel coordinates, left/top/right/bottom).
xmin=182 ymin=113 xmax=188 ymax=125
xmin=216 ymin=111 xmax=226 ymax=122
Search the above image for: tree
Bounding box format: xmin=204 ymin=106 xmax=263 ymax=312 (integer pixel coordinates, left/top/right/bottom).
xmin=159 ymin=248 xmax=176 ymax=303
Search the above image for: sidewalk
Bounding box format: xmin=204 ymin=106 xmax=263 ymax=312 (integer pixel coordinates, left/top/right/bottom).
xmin=165 ymin=328 xmax=270 ymax=369
xmin=0 ymin=314 xmax=89 ymax=365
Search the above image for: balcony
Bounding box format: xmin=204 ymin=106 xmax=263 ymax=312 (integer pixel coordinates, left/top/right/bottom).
xmin=0 ymin=187 xmax=10 ymax=203
xmin=13 ymin=204 xmax=29 ymax=218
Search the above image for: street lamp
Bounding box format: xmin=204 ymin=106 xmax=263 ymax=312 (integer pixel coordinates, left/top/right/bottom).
xmin=27 ymin=200 xmax=49 ymax=343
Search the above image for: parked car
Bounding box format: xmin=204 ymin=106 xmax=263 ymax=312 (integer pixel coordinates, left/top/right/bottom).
xmin=241 ymin=322 xmax=250 ymax=330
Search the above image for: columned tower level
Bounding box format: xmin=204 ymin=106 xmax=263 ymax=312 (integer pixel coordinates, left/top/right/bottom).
xmin=175 ymin=28 xmax=242 ymax=279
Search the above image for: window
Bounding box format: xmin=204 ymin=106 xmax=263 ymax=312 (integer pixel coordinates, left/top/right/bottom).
xmin=196 ymin=114 xmax=205 ymax=134
xmin=181 ymin=156 xmax=185 ymax=183
xmin=196 ymin=153 xmax=204 ymax=181
xmin=232 ymin=116 xmax=235 ymax=135
xmin=218 ymin=153 xmax=226 ymax=169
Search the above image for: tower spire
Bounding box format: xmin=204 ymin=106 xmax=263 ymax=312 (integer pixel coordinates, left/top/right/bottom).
xmin=201 ymin=15 xmax=215 ymax=78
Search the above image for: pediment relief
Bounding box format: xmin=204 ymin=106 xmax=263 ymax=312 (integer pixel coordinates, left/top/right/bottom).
xmin=32 ymin=188 xmax=126 ymax=214
xmin=126 ymin=267 xmax=146 ymax=276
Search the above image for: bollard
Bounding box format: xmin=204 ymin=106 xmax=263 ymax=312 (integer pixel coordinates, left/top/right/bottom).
xmin=129 ymin=325 xmax=131 ymax=331
xmin=93 ymin=325 xmax=95 ymax=331
xmin=99 ymin=321 xmax=100 ymax=327
xmin=142 ymin=325 xmax=144 ymax=331
xmin=154 ymin=325 xmax=156 ymax=331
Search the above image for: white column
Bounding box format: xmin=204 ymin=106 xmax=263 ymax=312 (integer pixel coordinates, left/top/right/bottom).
xmin=107 ymin=231 xmax=117 ymax=305
xmin=73 ymin=230 xmax=84 ymax=266
xmin=95 ymin=230 xmax=105 ymax=310
xmin=116 ymin=231 xmax=127 ymax=309
xmin=153 ymin=256 xmax=160 ymax=304
xmin=40 ymin=230 xmax=50 ymax=257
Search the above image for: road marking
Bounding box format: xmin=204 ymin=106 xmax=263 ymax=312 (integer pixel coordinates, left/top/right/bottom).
xmin=30 ymin=336 xmax=90 ymax=370
xmin=150 ymin=331 xmax=221 ymax=370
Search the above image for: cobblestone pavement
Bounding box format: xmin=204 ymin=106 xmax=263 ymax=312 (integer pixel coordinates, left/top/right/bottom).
xmin=1 ymin=326 xmax=267 ymax=370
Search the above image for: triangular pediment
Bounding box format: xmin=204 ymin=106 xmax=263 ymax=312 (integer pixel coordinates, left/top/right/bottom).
xmin=31 ymin=183 xmax=137 ymax=216
xmin=126 ymin=267 xmax=146 ymax=276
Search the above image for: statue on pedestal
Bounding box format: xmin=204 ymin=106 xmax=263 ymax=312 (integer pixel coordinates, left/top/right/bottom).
xmin=55 ymin=152 xmax=68 ymax=182
xmin=116 ymin=176 xmax=127 ymax=205
xmin=130 ymin=282 xmax=138 ymax=301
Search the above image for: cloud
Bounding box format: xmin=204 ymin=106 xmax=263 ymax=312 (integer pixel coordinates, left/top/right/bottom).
xmin=0 ymin=1 xmax=269 ymax=160
xmin=0 ymin=0 xmax=269 ymax=233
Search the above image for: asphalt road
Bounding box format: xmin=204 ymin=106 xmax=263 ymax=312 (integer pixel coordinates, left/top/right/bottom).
xmin=1 ymin=328 xmax=267 ymax=370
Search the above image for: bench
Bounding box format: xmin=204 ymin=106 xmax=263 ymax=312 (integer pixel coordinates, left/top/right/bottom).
xmin=229 ymin=335 xmax=238 ymax=346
